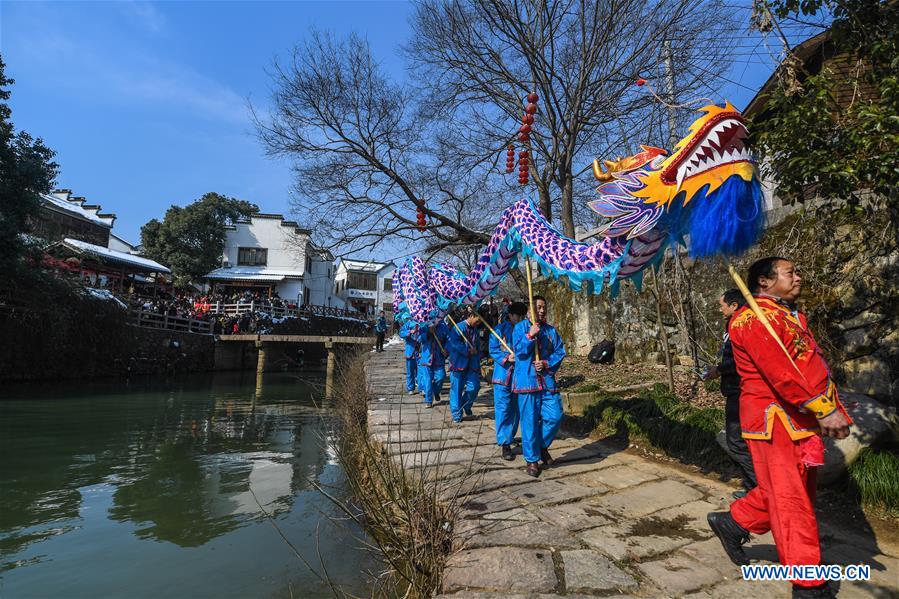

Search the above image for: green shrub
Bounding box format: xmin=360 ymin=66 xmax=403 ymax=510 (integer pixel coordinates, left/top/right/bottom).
xmin=848 ymin=448 xmax=899 ymax=516
xmin=571 ymin=382 xmax=603 ymax=393
xmin=703 ymin=379 xmax=720 ymax=392
xmin=582 ymin=383 xmax=728 ymax=470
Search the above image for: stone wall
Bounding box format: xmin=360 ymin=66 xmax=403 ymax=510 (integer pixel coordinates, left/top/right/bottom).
xmin=543 ymin=203 xmax=898 ymax=405
xmin=1 ymin=296 xmax=214 ymax=381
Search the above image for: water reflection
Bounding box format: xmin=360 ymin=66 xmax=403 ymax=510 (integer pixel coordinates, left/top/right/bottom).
xmin=0 ymin=372 xmax=373 ymax=597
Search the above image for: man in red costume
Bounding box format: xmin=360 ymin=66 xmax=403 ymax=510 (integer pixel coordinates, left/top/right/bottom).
xmin=707 ymin=257 xmax=851 ymax=599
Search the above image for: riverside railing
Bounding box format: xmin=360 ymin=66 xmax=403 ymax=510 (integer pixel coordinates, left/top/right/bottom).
xmin=207 ymin=301 xmax=366 ymax=321
xmin=130 ymin=308 xmax=213 ymax=334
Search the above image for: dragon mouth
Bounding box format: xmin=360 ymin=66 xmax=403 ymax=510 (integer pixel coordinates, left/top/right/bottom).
xmin=661 ymin=111 xmax=751 ymax=189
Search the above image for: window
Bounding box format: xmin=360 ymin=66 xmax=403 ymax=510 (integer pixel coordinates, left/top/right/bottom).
xmin=348 ymin=272 xmax=377 ymax=291
xmin=238 ymin=247 xmax=267 ymax=266
xmin=383 ymin=278 xmax=392 ymax=291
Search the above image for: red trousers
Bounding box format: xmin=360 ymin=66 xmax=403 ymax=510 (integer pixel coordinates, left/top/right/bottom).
xmin=730 ymin=419 xmax=822 ymax=587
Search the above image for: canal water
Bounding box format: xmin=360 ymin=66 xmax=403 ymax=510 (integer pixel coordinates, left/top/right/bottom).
xmin=0 ymin=372 xmax=377 ymax=598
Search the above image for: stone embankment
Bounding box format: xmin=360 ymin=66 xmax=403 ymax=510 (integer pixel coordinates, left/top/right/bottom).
xmin=365 ymin=345 xmax=898 ymax=598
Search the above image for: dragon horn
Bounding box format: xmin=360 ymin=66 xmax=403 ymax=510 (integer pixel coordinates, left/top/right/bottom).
xmin=592 ymin=159 xmax=614 ymax=182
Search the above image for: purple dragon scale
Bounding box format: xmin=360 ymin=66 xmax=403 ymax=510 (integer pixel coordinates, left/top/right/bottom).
xmin=394 ymin=198 xmax=632 ymax=323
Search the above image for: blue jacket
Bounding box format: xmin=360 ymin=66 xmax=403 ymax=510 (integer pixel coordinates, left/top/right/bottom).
xmin=398 ymin=320 xmax=419 ymax=360
xmin=375 ymin=316 xmax=387 ymax=333
xmin=511 ymin=319 xmax=566 ymax=393
xmin=489 ymin=321 xmax=516 ymax=386
xmin=417 ymin=322 xmax=450 ymax=368
xmin=447 ymin=320 xmax=480 ymax=372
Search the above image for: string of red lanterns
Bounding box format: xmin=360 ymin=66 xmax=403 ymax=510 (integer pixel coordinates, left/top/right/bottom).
xmin=518 ymin=92 xmax=538 ymax=185
xmin=499 ymin=91 xmax=539 ymax=185
xmin=416 ymin=200 xmax=427 ymax=232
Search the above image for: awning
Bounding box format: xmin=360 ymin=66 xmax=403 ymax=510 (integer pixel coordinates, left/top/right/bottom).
xmin=207 ymin=273 xmax=285 ymax=282
xmin=204 ymin=266 xmax=302 ymax=282
xmin=52 ymin=238 xmax=171 ymax=274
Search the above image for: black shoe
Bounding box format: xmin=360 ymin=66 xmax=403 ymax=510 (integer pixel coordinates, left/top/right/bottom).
xmin=792 ymin=583 xmax=835 ymax=598
xmin=540 ymin=448 xmax=554 ymax=466
xmin=502 ymin=445 xmax=514 ymax=461
xmin=526 ymin=462 xmax=540 ymax=477
xmin=707 ymin=511 xmax=751 ymax=566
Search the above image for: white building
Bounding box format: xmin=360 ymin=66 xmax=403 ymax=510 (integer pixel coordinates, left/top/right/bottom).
xmin=333 ymin=259 xmax=396 ymax=318
xmin=204 ymin=212 xmax=340 ymax=307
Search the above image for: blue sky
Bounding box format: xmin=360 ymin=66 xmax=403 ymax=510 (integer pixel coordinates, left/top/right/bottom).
xmin=1 ymin=1 xmax=815 ymax=258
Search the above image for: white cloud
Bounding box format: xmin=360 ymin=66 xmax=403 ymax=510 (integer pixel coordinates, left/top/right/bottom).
xmin=118 ymin=1 xmax=167 ymax=35
xmin=5 ymin=2 xmax=247 ymax=124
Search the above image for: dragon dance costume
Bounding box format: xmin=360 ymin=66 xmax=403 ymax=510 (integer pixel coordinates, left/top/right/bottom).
xmin=728 ymin=295 xmax=852 ymax=588
xmin=489 ymin=321 xmax=519 ymax=447
xmin=398 ymin=320 xmax=419 ymax=393
xmin=416 ymin=322 xmax=450 ymax=406
xmin=446 ymin=320 xmax=481 ymax=422
xmin=512 ymin=320 xmax=566 ymax=465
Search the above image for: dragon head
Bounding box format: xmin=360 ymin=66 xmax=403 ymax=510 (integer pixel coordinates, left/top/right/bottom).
xmin=589 ymin=101 xmax=764 ymax=258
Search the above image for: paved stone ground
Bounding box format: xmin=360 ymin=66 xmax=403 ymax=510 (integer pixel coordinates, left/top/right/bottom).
xmin=365 ymin=346 xmax=899 ymax=598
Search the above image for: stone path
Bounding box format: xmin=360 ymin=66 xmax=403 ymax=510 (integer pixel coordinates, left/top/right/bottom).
xmin=365 ymin=345 xmax=899 ymax=598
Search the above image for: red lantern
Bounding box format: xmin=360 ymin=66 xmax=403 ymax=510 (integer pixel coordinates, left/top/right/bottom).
xmin=520 ymin=157 xmax=529 ymax=166
xmin=519 ymin=150 xmax=529 ymax=158
xmin=525 ymin=103 xmax=538 ymax=115
xmin=527 ymin=92 xmax=539 ymax=103
xmin=519 ymin=124 xmax=531 ymax=134
xmin=635 ymin=78 xmax=647 ymax=86
xmin=518 ymin=132 xmax=529 ymax=142
xmin=524 ymin=114 xmax=534 ymax=125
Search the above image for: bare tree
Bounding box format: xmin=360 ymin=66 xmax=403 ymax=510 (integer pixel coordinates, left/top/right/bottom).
xmin=407 ymin=0 xmax=735 ymax=236
xmin=255 ymin=1 xmax=736 ymax=258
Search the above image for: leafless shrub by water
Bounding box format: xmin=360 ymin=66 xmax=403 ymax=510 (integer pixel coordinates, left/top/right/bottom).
xmin=307 ymin=351 xmax=492 ymax=598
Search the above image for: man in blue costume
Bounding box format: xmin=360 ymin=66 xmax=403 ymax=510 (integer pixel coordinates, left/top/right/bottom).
xmin=490 ymin=301 xmax=527 ymax=460
xmin=512 ymin=295 xmax=567 ymax=477
xmin=398 ymin=318 xmax=420 ymax=394
xmin=417 ymin=316 xmax=450 ymax=408
xmin=447 ymin=307 xmax=482 ymax=423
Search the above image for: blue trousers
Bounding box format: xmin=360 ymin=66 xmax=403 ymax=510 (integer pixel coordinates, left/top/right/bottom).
xmin=405 ymin=358 xmax=418 ymax=392
xmin=518 ymin=391 xmax=563 ymax=463
xmin=493 ymin=385 xmax=519 ymax=446
xmin=418 ymin=365 xmax=446 ymax=405
xmin=449 ymin=369 xmax=480 ymax=421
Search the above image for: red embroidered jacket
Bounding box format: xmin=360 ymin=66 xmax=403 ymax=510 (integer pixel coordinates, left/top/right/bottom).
xmin=728 ymin=295 xmax=851 ymax=441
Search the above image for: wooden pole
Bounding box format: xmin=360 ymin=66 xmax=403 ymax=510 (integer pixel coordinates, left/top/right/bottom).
xmin=726 ymin=262 xmax=804 ymax=377
xmin=475 ymin=312 xmax=512 ymax=354
xmin=649 ymin=268 xmax=675 ymax=393
xmin=446 ymin=312 xmax=474 ymax=349
xmin=523 ymin=257 xmax=540 ymax=362
xmin=431 ymin=323 xmax=446 ymax=354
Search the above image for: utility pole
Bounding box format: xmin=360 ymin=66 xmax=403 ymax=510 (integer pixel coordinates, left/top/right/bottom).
xmin=655 ymin=38 xmax=680 ymax=391
xmin=662 ymin=38 xmax=699 ymax=371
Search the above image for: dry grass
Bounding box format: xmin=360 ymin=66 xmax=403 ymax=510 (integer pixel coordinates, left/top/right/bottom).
xmin=319 ymin=350 xmax=486 ymax=598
